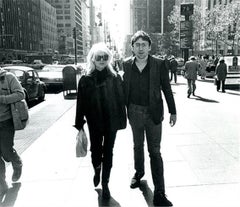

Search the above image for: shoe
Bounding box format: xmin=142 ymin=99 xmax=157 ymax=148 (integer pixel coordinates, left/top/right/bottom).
xmin=153 ymin=193 xmax=173 ymax=206
xmin=187 ymin=93 xmax=191 ymax=98
xmin=130 ymin=173 xmax=143 ymax=189
xmin=222 ymin=90 xmax=225 ymax=93
xmin=102 ymin=184 xmax=111 ymax=199
xmin=93 ymin=166 xmax=101 ymax=187
xmin=0 ymin=180 xmax=8 ymax=197
xmin=193 ymin=92 xmax=195 ymax=96
xmin=12 ymin=165 xmax=22 ymax=182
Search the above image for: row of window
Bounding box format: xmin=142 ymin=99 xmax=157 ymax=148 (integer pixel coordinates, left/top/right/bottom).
xmin=57 ymin=15 xmax=71 ymax=20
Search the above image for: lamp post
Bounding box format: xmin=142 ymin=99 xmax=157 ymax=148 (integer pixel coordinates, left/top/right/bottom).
xmin=72 ymin=27 xmax=77 ymax=65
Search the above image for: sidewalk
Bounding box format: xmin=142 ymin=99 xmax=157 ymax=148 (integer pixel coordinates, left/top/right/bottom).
xmin=1 ymin=76 xmax=240 ymax=207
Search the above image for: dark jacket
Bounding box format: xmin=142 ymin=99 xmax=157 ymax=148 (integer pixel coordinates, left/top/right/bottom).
xmin=122 ymin=55 xmax=176 ymax=124
xmin=75 ymin=69 xmax=126 ymax=132
xmin=215 ymin=62 xmax=227 ymax=80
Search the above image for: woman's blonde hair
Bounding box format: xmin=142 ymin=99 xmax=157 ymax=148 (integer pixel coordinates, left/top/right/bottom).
xmin=86 ymin=42 xmax=117 ymax=76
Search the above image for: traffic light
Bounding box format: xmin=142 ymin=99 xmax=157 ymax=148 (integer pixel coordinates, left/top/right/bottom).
xmin=73 ymin=27 xmax=76 ymax=39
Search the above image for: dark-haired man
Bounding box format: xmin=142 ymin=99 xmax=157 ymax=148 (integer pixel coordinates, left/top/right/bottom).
xmin=122 ymin=30 xmax=177 ymax=206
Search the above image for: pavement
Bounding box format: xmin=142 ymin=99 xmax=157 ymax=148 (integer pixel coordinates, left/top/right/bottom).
xmin=1 ymin=76 xmax=240 ymax=207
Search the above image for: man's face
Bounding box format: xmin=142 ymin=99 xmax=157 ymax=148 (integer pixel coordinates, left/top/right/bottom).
xmin=132 ymin=38 xmax=151 ymax=60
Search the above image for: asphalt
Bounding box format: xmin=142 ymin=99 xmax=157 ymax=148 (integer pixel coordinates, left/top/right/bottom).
xmin=1 ymin=76 xmax=240 ymax=207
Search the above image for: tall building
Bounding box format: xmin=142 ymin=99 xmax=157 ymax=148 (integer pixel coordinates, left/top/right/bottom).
xmin=48 ymin=0 xmax=90 ymax=60
xmin=0 ymin=0 xmax=42 ymax=61
xmin=0 ymin=0 xmax=58 ymax=62
xmin=40 ymin=0 xmax=58 ymax=54
xmin=130 ymin=0 xmax=175 ymax=34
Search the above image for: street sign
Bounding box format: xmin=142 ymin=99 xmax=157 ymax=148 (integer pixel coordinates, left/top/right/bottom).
xmin=180 ymin=21 xmax=193 ymax=31
xmin=181 ymin=4 xmax=194 ymax=16
xmin=180 ymin=21 xmax=193 ymax=49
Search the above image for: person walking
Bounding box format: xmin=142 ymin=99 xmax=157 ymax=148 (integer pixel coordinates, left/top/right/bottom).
xmin=215 ymin=57 xmax=227 ymax=92
xmin=169 ymin=56 xmax=178 ymax=83
xmin=122 ymin=30 xmax=177 ymax=206
xmin=198 ymin=55 xmax=208 ymax=79
xmin=184 ymin=56 xmax=200 ymax=98
xmin=74 ymin=42 xmax=126 ymax=199
xmin=0 ymin=69 xmax=24 ymax=197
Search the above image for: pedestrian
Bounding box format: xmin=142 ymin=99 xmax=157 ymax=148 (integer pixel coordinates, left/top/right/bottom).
xmin=169 ymin=56 xmax=178 ymax=83
xmin=122 ymin=30 xmax=177 ymax=206
xmin=184 ymin=56 xmax=200 ymax=98
xmin=74 ymin=42 xmax=126 ymax=199
xmin=215 ymin=57 xmax=227 ymax=92
xmin=0 ymin=68 xmax=24 ymax=197
xmin=198 ymin=55 xmax=208 ymax=79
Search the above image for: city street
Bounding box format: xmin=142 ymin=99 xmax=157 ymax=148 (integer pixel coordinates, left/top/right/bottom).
xmin=1 ymin=75 xmax=240 ymax=207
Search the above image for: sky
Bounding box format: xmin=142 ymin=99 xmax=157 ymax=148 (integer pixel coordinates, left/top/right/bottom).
xmin=93 ymin=0 xmax=130 ymax=50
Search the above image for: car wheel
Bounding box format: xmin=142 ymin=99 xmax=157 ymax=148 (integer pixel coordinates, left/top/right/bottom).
xmin=38 ymin=86 xmax=45 ymax=101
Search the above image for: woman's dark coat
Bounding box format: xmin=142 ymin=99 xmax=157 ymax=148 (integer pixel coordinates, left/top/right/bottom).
xmin=75 ymin=69 xmax=126 ymax=132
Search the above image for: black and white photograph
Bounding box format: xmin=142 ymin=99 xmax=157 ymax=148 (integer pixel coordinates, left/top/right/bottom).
xmin=0 ymin=0 xmax=239 ymax=206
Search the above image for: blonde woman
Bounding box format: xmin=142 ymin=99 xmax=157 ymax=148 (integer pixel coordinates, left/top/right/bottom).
xmin=75 ymin=42 xmax=126 ymax=199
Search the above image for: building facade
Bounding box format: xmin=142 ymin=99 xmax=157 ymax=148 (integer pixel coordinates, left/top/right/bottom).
xmin=40 ymin=0 xmax=58 ymax=54
xmin=130 ymin=0 xmax=175 ymax=34
xmin=0 ymin=0 xmax=42 ymax=61
xmin=48 ymin=0 xmax=91 ymax=61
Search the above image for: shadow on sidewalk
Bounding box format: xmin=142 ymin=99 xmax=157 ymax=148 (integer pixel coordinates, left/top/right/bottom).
xmin=0 ymin=182 xmax=21 ymax=206
xmin=192 ymin=95 xmax=219 ymax=103
xmin=95 ymin=188 xmax=121 ymax=207
xmin=139 ymin=180 xmax=154 ymax=207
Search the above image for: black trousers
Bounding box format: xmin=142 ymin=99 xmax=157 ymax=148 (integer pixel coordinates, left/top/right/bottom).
xmin=0 ymin=119 xmax=22 ymax=182
xmin=89 ymin=127 xmax=117 ymax=184
xmin=216 ymin=79 xmax=225 ymax=92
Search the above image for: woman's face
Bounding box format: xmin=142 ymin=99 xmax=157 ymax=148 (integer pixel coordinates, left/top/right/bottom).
xmin=94 ymin=51 xmax=109 ymax=71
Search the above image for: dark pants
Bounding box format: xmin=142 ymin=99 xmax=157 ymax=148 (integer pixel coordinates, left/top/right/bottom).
xmin=216 ymin=79 xmax=225 ymax=92
xmin=187 ymin=79 xmax=196 ymax=95
xmin=0 ymin=119 xmax=22 ymax=183
xmin=128 ymin=104 xmax=165 ymax=193
xmin=170 ymin=71 xmax=177 ymax=83
xmin=89 ymin=127 xmax=117 ymax=184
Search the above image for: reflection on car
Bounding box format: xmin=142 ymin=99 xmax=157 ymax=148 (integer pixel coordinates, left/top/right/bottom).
xmin=2 ymin=65 xmax=46 ymax=103
xmin=38 ymin=64 xmax=85 ymax=90
xmin=38 ymin=64 xmax=65 ymax=89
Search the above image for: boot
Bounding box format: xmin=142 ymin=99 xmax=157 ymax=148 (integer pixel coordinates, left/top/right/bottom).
xmin=11 ymin=151 xmax=23 ymax=182
xmin=102 ymin=183 xmax=110 ymax=199
xmin=101 ymin=167 xmax=111 ymax=199
xmin=93 ymin=165 xmax=101 ymax=187
xmin=0 ymin=159 xmax=8 ymax=197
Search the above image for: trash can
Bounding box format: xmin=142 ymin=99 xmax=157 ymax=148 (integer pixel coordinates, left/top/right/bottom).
xmin=62 ymin=65 xmax=82 ymax=98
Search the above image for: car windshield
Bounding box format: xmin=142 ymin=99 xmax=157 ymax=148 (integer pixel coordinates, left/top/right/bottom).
xmin=42 ymin=65 xmax=64 ymax=72
xmin=6 ymin=69 xmax=25 ymax=81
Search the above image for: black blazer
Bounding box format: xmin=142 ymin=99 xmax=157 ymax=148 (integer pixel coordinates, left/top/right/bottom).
xmin=122 ymin=55 xmax=176 ymax=124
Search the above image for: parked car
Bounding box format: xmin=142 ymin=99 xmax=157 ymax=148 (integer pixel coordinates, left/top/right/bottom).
xmin=38 ymin=64 xmax=85 ymax=90
xmin=38 ymin=64 xmax=66 ymax=89
xmin=2 ymin=65 xmax=46 ymax=103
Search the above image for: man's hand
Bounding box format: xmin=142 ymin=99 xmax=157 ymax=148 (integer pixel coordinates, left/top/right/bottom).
xmin=169 ymin=114 xmax=177 ymax=127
